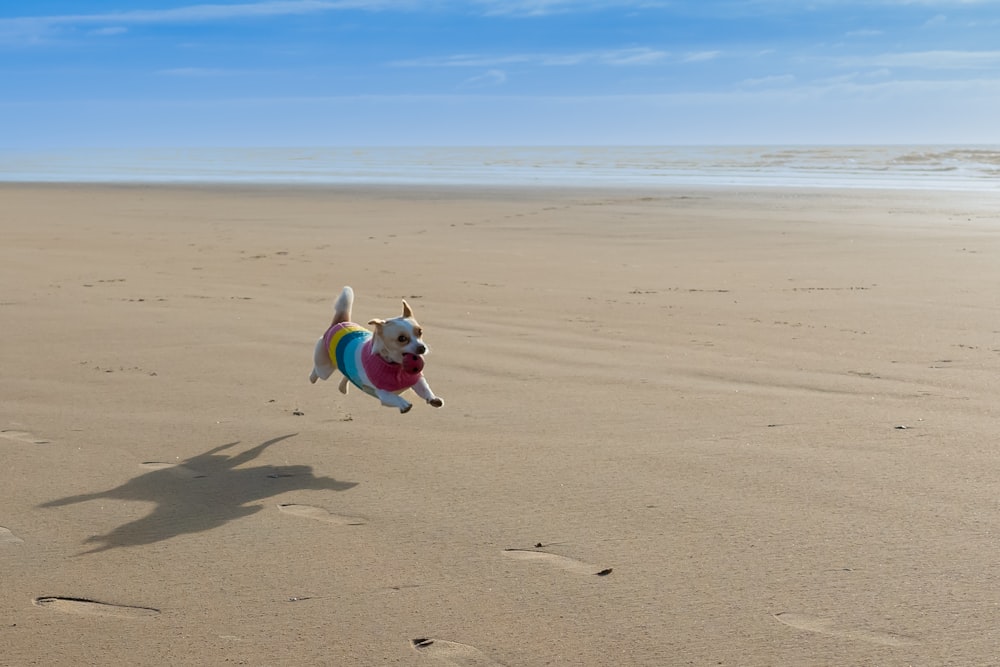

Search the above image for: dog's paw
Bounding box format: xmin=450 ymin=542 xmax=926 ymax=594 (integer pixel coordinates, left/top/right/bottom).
xmin=428 ymin=397 xmax=444 ymax=408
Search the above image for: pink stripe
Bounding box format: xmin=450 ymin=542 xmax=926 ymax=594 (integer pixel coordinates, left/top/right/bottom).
xmin=361 ymin=339 xmax=422 ymax=392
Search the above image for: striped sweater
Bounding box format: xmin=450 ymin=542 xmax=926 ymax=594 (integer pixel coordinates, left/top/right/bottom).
xmin=322 ymin=322 xmax=423 ymax=395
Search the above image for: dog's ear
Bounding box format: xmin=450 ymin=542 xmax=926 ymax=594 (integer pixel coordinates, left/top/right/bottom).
xmin=368 ymin=318 xmax=386 ymax=330
xmin=401 ymin=299 xmax=414 ymax=319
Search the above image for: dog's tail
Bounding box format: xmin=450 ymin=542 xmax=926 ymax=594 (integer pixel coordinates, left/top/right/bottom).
xmin=332 ymin=286 xmax=354 ymax=325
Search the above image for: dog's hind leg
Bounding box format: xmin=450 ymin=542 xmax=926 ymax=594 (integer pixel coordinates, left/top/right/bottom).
xmin=311 ymin=337 xmax=335 ymax=384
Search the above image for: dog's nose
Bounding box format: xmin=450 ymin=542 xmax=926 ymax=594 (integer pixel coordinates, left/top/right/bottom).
xmin=415 ymin=344 xmax=426 ymax=355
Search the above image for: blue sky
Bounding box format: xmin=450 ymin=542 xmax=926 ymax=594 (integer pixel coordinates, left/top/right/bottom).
xmin=2 ymin=0 xmax=999 ymax=147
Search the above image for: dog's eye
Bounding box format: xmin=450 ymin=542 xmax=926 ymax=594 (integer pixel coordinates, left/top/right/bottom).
xmin=397 ymin=335 xmax=408 ymax=343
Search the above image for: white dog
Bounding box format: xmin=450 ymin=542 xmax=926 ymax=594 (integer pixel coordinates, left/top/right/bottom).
xmin=310 ymin=286 xmax=444 ymax=413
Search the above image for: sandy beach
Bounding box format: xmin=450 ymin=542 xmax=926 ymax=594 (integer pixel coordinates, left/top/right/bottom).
xmin=4 ymin=182 xmax=1000 ymax=665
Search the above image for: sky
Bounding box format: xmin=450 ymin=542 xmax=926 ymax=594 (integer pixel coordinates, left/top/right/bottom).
xmin=2 ymin=0 xmax=1000 ymax=147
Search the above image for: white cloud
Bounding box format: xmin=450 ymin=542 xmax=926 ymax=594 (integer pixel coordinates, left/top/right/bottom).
xmin=838 ymin=50 xmax=1000 ymax=69
xmin=4 ymin=1 xmax=403 ymax=26
xmin=3 ymin=0 xmax=996 ymax=33
xmin=846 ymin=28 xmax=884 ymax=37
xmin=470 ymin=0 xmax=670 ymax=17
xmin=741 ymin=74 xmax=796 ymax=87
xmin=816 ymin=72 xmax=860 ymax=85
xmin=392 ymin=54 xmax=526 ymax=67
xmin=0 ymin=1 xmax=410 ymax=44
xmin=0 ymin=0 xmax=668 ymax=37
xmin=863 ymin=68 xmax=892 ymax=78
xmin=782 ymin=75 xmax=1000 ymax=101
xmin=89 ymin=26 xmax=128 ymax=36
xmin=748 ymin=0 xmax=998 ymax=6
xmin=603 ymin=47 xmax=670 ymax=65
xmin=0 ymin=2 xmax=679 ymax=47
xmin=682 ymin=50 xmax=721 ymax=62
xmin=158 ymin=67 xmax=236 ymax=76
xmin=394 ymin=47 xmax=668 ymax=68
xmin=460 ymin=69 xmax=508 ymax=88
xmin=889 ymin=0 xmax=995 ymax=5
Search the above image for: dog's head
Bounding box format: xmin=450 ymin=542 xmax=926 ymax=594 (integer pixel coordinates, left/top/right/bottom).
xmin=368 ymin=299 xmax=428 ymax=365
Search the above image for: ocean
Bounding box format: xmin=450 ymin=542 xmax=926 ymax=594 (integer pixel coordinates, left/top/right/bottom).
xmin=1 ymin=145 xmax=998 ymax=191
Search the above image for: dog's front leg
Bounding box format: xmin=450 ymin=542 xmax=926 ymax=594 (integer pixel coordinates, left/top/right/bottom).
xmin=374 ymin=388 xmax=413 ymax=413
xmin=412 ymin=377 xmax=444 ymax=408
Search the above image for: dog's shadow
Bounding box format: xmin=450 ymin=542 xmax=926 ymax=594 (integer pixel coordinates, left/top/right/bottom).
xmin=39 ymin=434 xmax=357 ymax=555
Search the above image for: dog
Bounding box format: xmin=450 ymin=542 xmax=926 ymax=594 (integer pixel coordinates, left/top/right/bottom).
xmin=310 ymin=286 xmax=444 ymax=413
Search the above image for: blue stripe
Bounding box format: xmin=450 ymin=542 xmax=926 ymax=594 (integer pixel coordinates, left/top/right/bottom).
xmin=334 ymin=330 xmax=369 ymax=390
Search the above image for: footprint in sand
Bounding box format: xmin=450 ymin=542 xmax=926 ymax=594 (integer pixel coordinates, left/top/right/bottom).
xmin=0 ymin=429 xmax=50 ymax=444
xmin=773 ymin=612 xmax=918 ymax=647
xmin=139 ymin=461 xmax=206 ymax=478
xmin=411 ymin=637 xmax=504 ymax=666
xmin=34 ymin=596 xmax=160 ymax=619
xmin=1 ymin=527 xmax=24 ymax=544
xmin=277 ymin=503 xmax=366 ymax=525
xmin=502 ymin=548 xmax=612 ymax=577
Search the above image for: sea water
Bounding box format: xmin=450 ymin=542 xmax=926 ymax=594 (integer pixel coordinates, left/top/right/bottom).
xmin=1 ymin=145 xmax=998 ymax=191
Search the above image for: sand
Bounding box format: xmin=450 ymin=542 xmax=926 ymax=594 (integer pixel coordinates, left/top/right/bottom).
xmin=3 ymin=183 xmax=1000 ymax=665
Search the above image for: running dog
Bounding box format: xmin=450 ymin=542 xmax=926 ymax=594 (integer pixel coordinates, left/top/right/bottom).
xmin=310 ymin=286 xmax=444 ymax=413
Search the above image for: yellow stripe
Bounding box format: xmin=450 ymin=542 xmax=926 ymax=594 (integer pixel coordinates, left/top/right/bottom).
xmin=327 ymin=323 xmax=366 ymax=369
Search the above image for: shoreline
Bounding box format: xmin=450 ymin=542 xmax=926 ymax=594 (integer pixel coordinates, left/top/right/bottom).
xmin=3 ymin=178 xmax=1000 ymax=196
xmin=2 ymin=178 xmax=999 ymax=195
xmin=3 ymin=144 xmax=999 ymax=193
